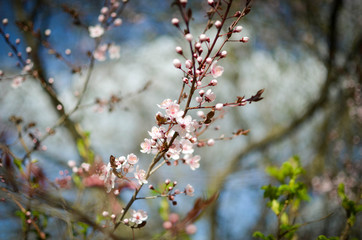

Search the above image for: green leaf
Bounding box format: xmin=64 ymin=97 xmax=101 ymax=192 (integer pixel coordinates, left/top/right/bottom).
xmin=159 ymin=198 xmax=169 ymax=221
xmin=271 ymin=199 xmax=280 ymax=215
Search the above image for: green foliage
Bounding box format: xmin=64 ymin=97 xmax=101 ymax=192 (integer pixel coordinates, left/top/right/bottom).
xmin=76 ymin=131 xmax=94 ymax=163
xmin=317 ymin=235 xmax=339 ymax=240
xmin=253 ymin=231 xmax=276 ymax=240
xmin=337 ymin=183 xmax=362 ymax=226
xmin=254 ymin=156 xmax=309 ymax=240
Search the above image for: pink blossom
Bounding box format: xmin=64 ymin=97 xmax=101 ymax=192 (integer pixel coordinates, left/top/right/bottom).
xmin=114 ymin=156 xmax=126 ymax=169
xmin=89 ymin=25 xmax=104 ymax=38
xmin=166 ymin=102 xmax=184 ymax=119
xmin=174 ymin=115 xmax=195 ymax=137
xmin=94 ymin=44 xmax=107 ymax=61
xmin=140 ymin=138 xmax=153 ymax=154
xmin=185 ymin=184 xmax=194 ymax=196
xmin=185 ymin=155 xmax=200 ymax=170
xmin=158 ymin=99 xmax=173 ymax=109
xmin=204 ymin=89 xmax=216 ymax=102
xmin=134 ymin=166 xmax=148 ymax=185
xmin=167 ymin=141 xmax=182 ymax=160
xmin=55 ymin=175 xmax=71 ymax=189
xmin=148 ymin=126 xmax=165 ymax=139
xmin=108 ymin=44 xmax=120 ymax=59
xmin=130 ymin=209 xmax=148 ymax=224
xmin=211 ymin=61 xmax=224 ymax=78
xmin=127 ymin=153 xmax=138 ymax=165
xmin=180 ymin=139 xmax=194 ymax=154
xmin=11 ymin=76 xmax=24 ymax=88
xmin=99 ymin=163 xmax=116 ymax=192
xmin=81 ymin=162 xmax=90 ymax=172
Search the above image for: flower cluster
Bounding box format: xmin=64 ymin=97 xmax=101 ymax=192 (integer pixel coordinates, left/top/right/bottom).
xmin=140 ymin=100 xmax=202 ymax=170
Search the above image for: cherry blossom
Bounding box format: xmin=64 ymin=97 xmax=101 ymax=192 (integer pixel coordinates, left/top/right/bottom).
xmin=134 ymin=166 xmax=148 ymax=185
xmin=158 ymin=99 xmax=173 ymax=109
xmin=130 ymin=209 xmax=148 ymax=224
xmin=89 ymin=25 xmax=104 ymax=38
xmin=11 ymin=76 xmax=25 ymax=88
xmin=210 ymin=61 xmax=224 ymax=78
xmin=185 ymin=154 xmax=200 ymax=170
xmin=174 ymin=115 xmax=195 ymax=137
xmin=180 ymin=139 xmax=194 ymax=154
xmin=204 ymin=89 xmax=216 ymax=102
xmin=94 ymin=44 xmax=108 ymax=61
xmin=99 ymin=163 xmax=116 ymax=193
xmin=166 ymin=102 xmax=184 ymax=119
xmin=127 ymin=153 xmax=139 ymax=165
xmin=185 ymin=184 xmax=194 ymax=196
xmin=108 ymin=44 xmax=121 ymax=59
xmin=140 ymin=138 xmax=153 ymax=154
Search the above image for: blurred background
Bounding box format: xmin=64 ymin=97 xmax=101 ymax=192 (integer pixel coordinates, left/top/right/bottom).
xmin=0 ymin=0 xmax=361 ymax=239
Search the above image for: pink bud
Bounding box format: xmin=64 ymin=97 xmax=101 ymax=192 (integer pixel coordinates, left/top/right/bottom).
xmin=199 ymin=90 xmax=205 ymax=96
xmin=215 ymin=20 xmax=222 ymax=28
xmin=98 ymin=14 xmax=105 ymax=22
xmin=185 ymin=224 xmax=197 ymax=235
xmin=209 ymin=79 xmax=217 ymax=86
xmin=2 ymin=18 xmax=8 ymax=25
xmin=208 ymin=0 xmax=214 ymax=5
xmin=114 ymin=18 xmax=123 ymax=26
xmin=199 ymin=34 xmax=207 ymax=42
xmin=197 ymin=56 xmax=202 ymax=63
xmin=206 ymin=57 xmax=212 ymax=64
xmin=44 ymin=29 xmax=51 ymax=36
xmin=185 ymin=59 xmax=192 ymax=69
xmin=195 ymin=42 xmax=201 ymax=49
xmin=173 ymin=59 xmax=181 ymax=68
xmin=171 ymin=18 xmax=179 ymax=26
xmin=207 ymin=139 xmax=215 ymax=146
xmin=196 ymin=96 xmax=203 ymax=103
xmin=215 ymin=103 xmax=223 ymax=110
xmin=100 ymin=7 xmax=108 ymax=14
xmin=175 ymin=46 xmax=183 ymax=54
xmin=163 ymin=221 xmax=172 ymax=229
xmin=241 ymin=36 xmax=249 ymax=43
xmin=234 ymin=25 xmax=243 ymax=32
xmin=220 ymin=50 xmax=227 ymax=58
xmin=185 ymin=33 xmax=193 ymax=42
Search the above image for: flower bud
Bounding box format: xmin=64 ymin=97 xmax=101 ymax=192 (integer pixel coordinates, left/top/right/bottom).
xmin=220 ymin=50 xmax=227 ymax=58
xmin=234 ymin=25 xmax=243 ymax=32
xmin=175 ymin=46 xmax=183 ymax=54
xmin=2 ymin=18 xmax=8 ymax=25
xmin=215 ymin=20 xmax=222 ymax=28
xmin=207 ymin=139 xmax=215 ymax=146
xmin=215 ymin=103 xmax=223 ymax=110
xmin=185 ymin=59 xmax=192 ymax=69
xmin=199 ymin=34 xmax=207 ymax=42
xmin=185 ymin=33 xmax=193 ymax=42
xmin=173 ymin=59 xmax=182 ymax=68
xmin=241 ymin=36 xmax=249 ymax=43
xmin=114 ymin=18 xmax=123 ymax=26
xmin=210 ymin=79 xmax=218 ymax=86
xmin=206 ymin=57 xmax=212 ymax=64
xmin=171 ymin=18 xmax=179 ymax=26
